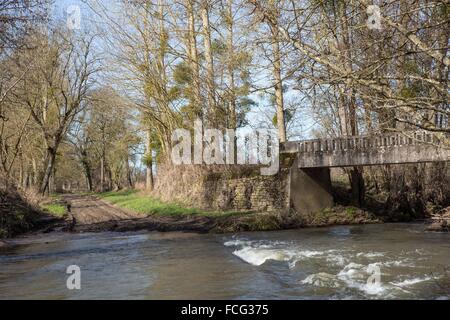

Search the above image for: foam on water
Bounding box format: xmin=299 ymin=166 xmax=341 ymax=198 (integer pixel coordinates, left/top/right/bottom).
xmin=356 ymin=252 xmax=385 ymax=258
xmin=226 ymin=238 xmax=324 ymax=266
xmin=301 ymin=273 xmax=341 ymax=288
xmin=228 ymin=239 xmax=345 ymax=264
xmin=224 ymin=237 xmax=442 ymax=298
xmin=303 ymin=263 xmax=439 ymax=297
xmin=231 ymin=246 xmax=323 ymax=266
xmin=337 ymin=262 xmax=386 ymax=295
xmin=326 ymin=254 xmax=347 ymax=267
xmin=224 ymin=240 xmax=252 ymax=247
xmin=390 ymin=276 xmax=433 ymax=287
xmin=232 ymin=247 xmax=294 ymax=266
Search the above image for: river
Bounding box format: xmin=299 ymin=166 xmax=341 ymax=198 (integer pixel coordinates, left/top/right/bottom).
xmin=0 ymin=223 xmax=449 ymax=299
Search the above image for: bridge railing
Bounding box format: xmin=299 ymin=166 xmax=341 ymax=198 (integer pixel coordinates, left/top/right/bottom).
xmin=296 ymin=131 xmax=444 ymax=154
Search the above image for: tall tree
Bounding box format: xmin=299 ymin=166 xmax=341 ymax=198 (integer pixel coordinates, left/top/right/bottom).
xmin=268 ymin=0 xmax=286 ymax=143
xmin=15 ymin=29 xmax=97 ymax=194
xmin=201 ymin=0 xmax=216 ymax=125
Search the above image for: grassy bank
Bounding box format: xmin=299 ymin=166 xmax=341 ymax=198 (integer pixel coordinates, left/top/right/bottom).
xmin=40 ymin=203 xmax=67 ymax=218
xmin=39 ymin=194 xmax=69 ymax=218
xmin=97 ymin=189 xmax=238 ymax=217
xmin=88 ymin=189 xmax=283 ymax=233
xmin=95 ymin=190 xmax=379 ymax=234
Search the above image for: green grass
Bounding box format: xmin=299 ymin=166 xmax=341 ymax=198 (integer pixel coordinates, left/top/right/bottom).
xmin=97 ymin=190 xmax=242 ymax=217
xmin=345 ymin=206 xmax=357 ymax=216
xmin=41 ymin=203 xmax=67 ymax=217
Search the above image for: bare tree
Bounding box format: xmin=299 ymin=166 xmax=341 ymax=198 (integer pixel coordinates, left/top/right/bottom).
xmin=15 ymin=29 xmax=98 ymax=194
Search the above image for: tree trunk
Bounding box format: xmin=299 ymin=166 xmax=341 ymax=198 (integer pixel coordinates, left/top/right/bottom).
xmin=186 ymin=0 xmax=202 ymax=118
xmin=350 ymin=167 xmax=365 ymax=206
xmin=226 ymin=0 xmax=237 ymax=163
xmin=18 ymin=152 xmax=23 ymax=188
xmin=146 ymin=130 xmax=154 ymax=191
xmin=338 ymin=2 xmax=364 ymax=206
xmin=30 ymin=157 xmax=37 ymax=186
xmin=100 ymin=155 xmax=105 ymax=192
xmin=107 ymin=167 xmax=113 ymax=191
xmin=81 ymin=158 xmax=93 ymax=192
xmin=273 ymin=37 xmax=286 ymax=143
xmin=51 ymin=165 xmax=56 ymax=194
xmin=269 ymin=6 xmax=286 ymax=143
xmin=201 ymin=0 xmax=216 ymax=125
xmin=126 ymin=152 xmax=133 ymax=188
xmin=40 ymin=147 xmax=56 ymax=195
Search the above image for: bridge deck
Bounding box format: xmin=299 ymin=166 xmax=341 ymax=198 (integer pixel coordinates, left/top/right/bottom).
xmin=281 ymin=132 xmax=450 ymax=168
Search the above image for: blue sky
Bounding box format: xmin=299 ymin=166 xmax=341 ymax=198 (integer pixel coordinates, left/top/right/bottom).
xmin=51 ymin=0 xmax=98 ymax=31
xmin=48 ymin=0 xmax=316 ymax=140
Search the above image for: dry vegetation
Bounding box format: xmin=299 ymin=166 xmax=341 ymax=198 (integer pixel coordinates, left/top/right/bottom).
xmin=0 ymin=1 xmax=449 ymax=236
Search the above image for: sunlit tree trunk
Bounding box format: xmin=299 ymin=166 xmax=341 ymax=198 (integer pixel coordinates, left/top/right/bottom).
xmin=100 ymin=153 xmax=105 ymax=192
xmin=81 ymin=156 xmax=93 ymax=192
xmin=40 ymin=146 xmax=56 ymax=194
xmin=201 ymin=0 xmax=216 ymax=125
xmin=339 ymin=2 xmax=364 ymax=205
xmin=126 ymin=152 xmax=133 ymax=188
xmin=186 ymin=0 xmax=202 ymax=119
xmin=271 ymin=19 xmax=286 ymax=143
xmin=146 ymin=130 xmax=154 ymax=191
xmin=226 ymin=0 xmax=237 ymax=130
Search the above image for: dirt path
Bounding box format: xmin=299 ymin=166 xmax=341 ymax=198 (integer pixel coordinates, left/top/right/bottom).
xmin=61 ymin=194 xmax=216 ymax=233
xmin=59 ymin=194 xmax=381 ymax=234
xmin=63 ymin=194 xmax=142 ymax=226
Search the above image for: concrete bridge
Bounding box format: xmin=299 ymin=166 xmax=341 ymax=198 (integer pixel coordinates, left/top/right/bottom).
xmin=281 ymin=131 xmax=450 ymax=214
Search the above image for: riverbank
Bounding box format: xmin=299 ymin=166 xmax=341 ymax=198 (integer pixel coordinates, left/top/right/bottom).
xmin=2 ymin=188 xmax=446 ymax=240
xmin=425 ymin=207 xmax=450 ymax=232
xmin=70 ymin=205 xmax=380 ymax=234
xmin=72 ymin=190 xmax=380 ymax=234
xmin=0 ymin=188 xmax=66 ymax=239
xmin=92 ymin=190 xmax=450 ymax=233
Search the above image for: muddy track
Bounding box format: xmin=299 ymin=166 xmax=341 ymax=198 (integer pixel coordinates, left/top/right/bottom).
xmin=62 ymin=194 xmax=216 ymax=233
xmin=34 ymin=194 xmax=383 ymax=235
xmin=63 ymin=194 xmax=142 ymax=225
xmin=60 ymin=194 xmax=287 ymax=234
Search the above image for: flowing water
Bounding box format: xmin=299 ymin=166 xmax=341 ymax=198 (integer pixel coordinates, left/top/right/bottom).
xmin=0 ymin=223 xmax=449 ymax=299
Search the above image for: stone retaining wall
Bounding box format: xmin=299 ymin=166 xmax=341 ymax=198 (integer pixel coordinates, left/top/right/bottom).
xmin=153 ymin=165 xmax=289 ymax=212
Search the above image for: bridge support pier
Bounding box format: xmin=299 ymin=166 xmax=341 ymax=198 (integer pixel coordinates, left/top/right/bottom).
xmin=288 ymin=159 xmax=334 ymax=214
